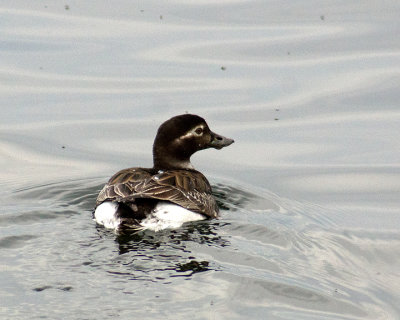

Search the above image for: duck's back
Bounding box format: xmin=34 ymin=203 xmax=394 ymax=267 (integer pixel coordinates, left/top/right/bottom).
xmin=94 ymin=167 xmax=219 ymax=230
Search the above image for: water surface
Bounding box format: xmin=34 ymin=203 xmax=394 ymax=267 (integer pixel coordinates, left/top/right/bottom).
xmin=1 ymin=1 xmax=399 ymax=319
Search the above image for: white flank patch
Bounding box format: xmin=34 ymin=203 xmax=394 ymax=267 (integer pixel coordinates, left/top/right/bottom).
xmin=93 ymin=201 xmax=121 ymax=229
xmin=139 ymin=202 xmax=205 ymax=232
xmin=94 ymin=201 xmax=205 ymax=232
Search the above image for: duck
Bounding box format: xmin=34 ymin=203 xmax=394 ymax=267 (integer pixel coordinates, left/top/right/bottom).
xmin=93 ymin=114 xmax=234 ymax=232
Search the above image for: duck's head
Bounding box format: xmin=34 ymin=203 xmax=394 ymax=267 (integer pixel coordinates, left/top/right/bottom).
xmin=153 ymin=114 xmax=234 ymax=170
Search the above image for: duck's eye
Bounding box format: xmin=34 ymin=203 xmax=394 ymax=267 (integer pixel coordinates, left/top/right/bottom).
xmin=194 ymin=128 xmax=203 ymax=135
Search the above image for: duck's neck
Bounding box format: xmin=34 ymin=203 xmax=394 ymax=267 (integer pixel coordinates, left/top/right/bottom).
xmin=153 ymin=147 xmax=194 ymax=170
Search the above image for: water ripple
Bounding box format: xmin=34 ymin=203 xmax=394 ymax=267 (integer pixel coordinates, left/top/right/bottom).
xmin=1 ymin=176 xmax=398 ymax=318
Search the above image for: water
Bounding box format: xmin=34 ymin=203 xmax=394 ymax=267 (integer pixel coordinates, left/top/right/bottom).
xmin=1 ymin=1 xmax=400 ymax=319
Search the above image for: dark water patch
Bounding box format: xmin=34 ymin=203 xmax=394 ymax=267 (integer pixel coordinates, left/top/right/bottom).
xmin=212 ymin=183 xmax=259 ymax=211
xmin=32 ymin=285 xmax=52 ymax=292
xmin=176 ymin=260 xmax=210 ymax=274
xmin=0 ymin=235 xmax=37 ymax=249
xmin=12 ymin=178 xmax=102 ymax=211
xmin=32 ymin=285 xmax=73 ymax=292
xmin=0 ymin=211 xmax=60 ymax=226
xmin=224 ymin=222 xmax=290 ymax=248
xmin=215 ymin=273 xmax=369 ymax=319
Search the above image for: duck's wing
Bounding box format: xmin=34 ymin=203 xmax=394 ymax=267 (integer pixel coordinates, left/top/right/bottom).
xmin=95 ymin=168 xmax=153 ymax=205
xmin=96 ymin=168 xmax=219 ymax=218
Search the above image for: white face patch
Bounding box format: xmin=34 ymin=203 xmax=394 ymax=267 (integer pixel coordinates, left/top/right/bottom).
xmin=179 ymin=124 xmax=205 ymax=140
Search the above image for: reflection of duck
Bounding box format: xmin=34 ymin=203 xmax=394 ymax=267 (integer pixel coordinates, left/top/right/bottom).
xmin=94 ymin=114 xmax=234 ymax=231
xmin=100 ymin=221 xmax=230 ymax=280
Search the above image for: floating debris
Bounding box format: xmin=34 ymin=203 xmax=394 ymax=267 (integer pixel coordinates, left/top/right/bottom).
xmin=320 ymin=15 xmax=325 ymax=21
xmin=65 ymin=5 xmax=69 ymax=10
xmin=33 ymin=285 xmax=52 ymax=292
xmin=60 ymin=286 xmax=73 ymax=291
xmin=221 ymin=66 xmax=226 ymax=71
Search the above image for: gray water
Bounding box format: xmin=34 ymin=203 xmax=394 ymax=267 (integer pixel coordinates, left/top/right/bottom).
xmin=1 ymin=1 xmax=400 ymax=319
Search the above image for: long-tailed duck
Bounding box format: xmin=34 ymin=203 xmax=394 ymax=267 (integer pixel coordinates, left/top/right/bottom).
xmin=93 ymin=114 xmax=234 ymax=231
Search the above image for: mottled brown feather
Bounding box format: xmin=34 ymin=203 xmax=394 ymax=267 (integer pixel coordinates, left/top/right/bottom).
xmin=95 ymin=168 xmax=219 ymax=218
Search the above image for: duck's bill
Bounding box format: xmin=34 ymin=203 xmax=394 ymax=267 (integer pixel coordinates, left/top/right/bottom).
xmin=208 ymin=131 xmax=235 ymax=149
